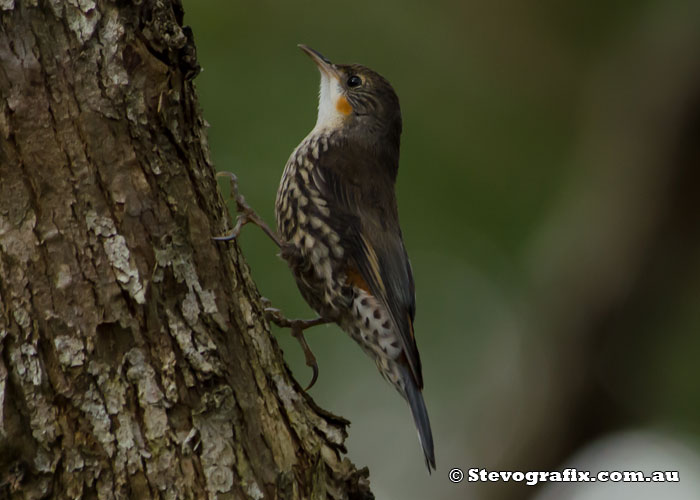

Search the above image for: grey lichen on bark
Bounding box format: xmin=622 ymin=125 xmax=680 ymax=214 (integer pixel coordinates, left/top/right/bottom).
xmin=0 ymin=1 xmax=372 ymax=498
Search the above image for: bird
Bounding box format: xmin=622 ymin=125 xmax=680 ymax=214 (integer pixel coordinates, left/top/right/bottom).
xmin=273 ymin=45 xmax=435 ymax=472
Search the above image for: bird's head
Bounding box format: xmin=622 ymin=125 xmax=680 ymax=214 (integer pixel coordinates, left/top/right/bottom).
xmin=299 ymin=45 xmax=402 ymax=151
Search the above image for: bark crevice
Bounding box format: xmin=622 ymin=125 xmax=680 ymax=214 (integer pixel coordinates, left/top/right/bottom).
xmin=0 ymin=2 xmax=372 ymax=499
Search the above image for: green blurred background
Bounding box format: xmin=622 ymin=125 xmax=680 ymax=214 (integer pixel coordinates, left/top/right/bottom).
xmin=185 ymin=1 xmax=700 ymax=498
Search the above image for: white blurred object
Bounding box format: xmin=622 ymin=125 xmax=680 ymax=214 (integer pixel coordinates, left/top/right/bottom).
xmin=534 ymin=430 xmax=700 ymax=500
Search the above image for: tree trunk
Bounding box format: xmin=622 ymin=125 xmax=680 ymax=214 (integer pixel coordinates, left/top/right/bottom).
xmin=0 ymin=1 xmax=371 ymax=498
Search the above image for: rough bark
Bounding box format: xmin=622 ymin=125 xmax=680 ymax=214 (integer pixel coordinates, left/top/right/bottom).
xmin=0 ymin=1 xmax=371 ymax=499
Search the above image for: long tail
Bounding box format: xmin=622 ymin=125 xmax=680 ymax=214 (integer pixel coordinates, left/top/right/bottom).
xmin=400 ymin=365 xmax=436 ymax=472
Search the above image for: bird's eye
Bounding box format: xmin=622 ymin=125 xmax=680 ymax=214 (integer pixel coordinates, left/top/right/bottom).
xmin=347 ymin=75 xmax=362 ymax=88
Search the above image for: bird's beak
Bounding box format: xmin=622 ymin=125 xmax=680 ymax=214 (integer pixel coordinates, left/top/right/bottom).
xmin=298 ymin=44 xmax=340 ymax=80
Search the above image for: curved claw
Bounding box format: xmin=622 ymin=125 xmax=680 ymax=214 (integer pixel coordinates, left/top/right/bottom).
xmin=291 ymin=325 xmax=320 ymax=391
xmin=262 ymin=302 xmax=329 ymax=391
xmin=213 ymin=172 xmax=248 ymax=241
xmin=212 ymin=216 xmax=248 ymax=240
xmin=216 ymin=171 xmax=238 ymax=181
xmin=264 ymin=306 xmax=287 ymax=327
xmin=212 ymin=234 xmax=237 ymax=241
xmin=212 ymin=226 xmax=244 ymax=241
xmin=304 ymin=362 xmax=319 ymax=391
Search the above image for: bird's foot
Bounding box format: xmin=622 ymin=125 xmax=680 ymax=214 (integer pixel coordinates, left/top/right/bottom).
xmin=263 ymin=302 xmax=330 ymax=390
xmin=213 ymin=171 xmax=281 ymax=247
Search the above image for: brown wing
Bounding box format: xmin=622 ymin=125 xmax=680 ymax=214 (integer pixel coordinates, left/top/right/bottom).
xmin=312 ymin=146 xmax=423 ymax=388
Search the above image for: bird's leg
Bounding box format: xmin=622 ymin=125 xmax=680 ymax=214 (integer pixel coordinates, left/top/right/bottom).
xmin=262 ymin=298 xmax=331 ymax=390
xmin=214 ymin=174 xmax=327 ymax=389
xmin=213 ymin=171 xmax=281 ymax=247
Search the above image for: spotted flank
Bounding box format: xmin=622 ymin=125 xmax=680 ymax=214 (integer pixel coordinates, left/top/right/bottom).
xmin=342 ymin=287 xmax=413 ymax=401
xmin=346 ymin=289 xmax=402 ymax=362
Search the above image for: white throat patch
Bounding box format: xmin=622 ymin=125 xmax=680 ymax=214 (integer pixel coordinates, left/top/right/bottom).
xmin=314 ymin=72 xmax=347 ymax=132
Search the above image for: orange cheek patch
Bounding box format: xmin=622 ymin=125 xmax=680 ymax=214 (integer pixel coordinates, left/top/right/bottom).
xmin=335 ymin=96 xmax=353 ymax=115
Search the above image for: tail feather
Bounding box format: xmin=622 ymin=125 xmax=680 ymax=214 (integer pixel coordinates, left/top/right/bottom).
xmin=400 ymin=366 xmax=436 ymax=472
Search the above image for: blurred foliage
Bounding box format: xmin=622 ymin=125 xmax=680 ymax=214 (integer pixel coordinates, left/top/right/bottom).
xmin=185 ymin=1 xmax=700 ymax=498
